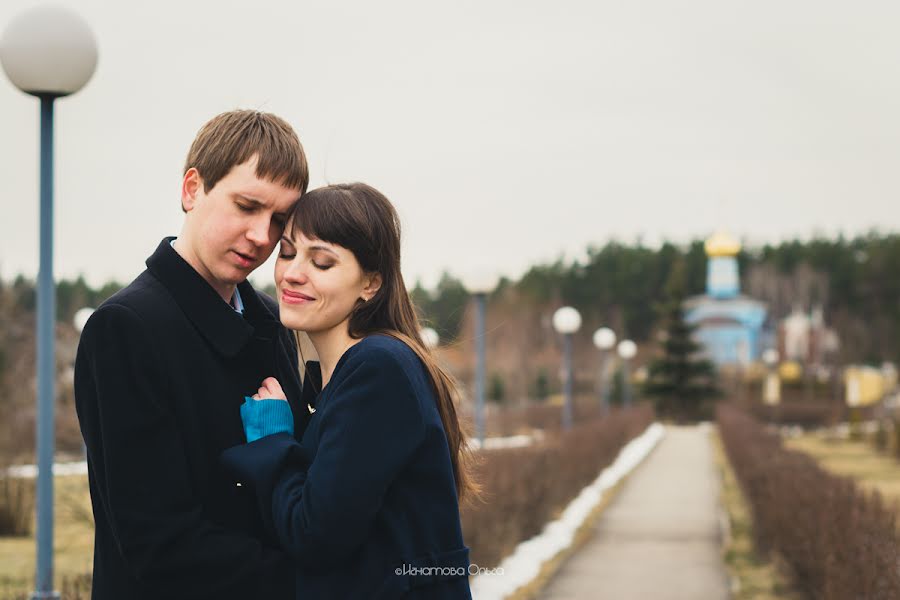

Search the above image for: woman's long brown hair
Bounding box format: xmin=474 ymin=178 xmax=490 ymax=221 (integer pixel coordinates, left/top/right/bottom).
xmin=288 ymin=183 xmax=478 ymax=501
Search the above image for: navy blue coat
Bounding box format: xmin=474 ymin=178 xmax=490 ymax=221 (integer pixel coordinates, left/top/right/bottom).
xmin=75 ymin=238 xmax=305 ymax=599
xmin=222 ymin=335 xmax=472 ymax=599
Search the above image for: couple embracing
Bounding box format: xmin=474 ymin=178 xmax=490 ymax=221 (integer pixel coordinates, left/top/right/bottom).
xmin=74 ymin=110 xmax=476 ymax=599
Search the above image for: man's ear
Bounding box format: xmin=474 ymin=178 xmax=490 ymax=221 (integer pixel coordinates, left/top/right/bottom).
xmin=361 ymin=272 xmax=383 ymax=302
xmin=181 ymin=168 xmax=203 ymax=212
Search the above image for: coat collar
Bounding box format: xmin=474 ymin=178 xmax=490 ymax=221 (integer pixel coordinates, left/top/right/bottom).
xmin=146 ymin=237 xmax=280 ymax=358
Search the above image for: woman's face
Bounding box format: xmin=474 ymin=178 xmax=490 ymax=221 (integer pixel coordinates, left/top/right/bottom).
xmin=274 ymin=228 xmax=380 ymax=335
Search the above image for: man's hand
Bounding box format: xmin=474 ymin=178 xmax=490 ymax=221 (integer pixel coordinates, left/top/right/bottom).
xmin=252 ymin=377 xmax=287 ymax=401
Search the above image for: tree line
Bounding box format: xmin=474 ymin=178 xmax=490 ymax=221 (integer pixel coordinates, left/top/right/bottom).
xmin=2 ymin=231 xmax=898 ymax=364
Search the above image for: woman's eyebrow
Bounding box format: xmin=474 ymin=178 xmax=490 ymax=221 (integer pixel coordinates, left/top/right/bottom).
xmin=309 ymin=244 xmax=339 ymax=257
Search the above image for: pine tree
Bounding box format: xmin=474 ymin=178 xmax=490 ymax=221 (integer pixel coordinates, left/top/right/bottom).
xmin=644 ymin=259 xmax=720 ymax=422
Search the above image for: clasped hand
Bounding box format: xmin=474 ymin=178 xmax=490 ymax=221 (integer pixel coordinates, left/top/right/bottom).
xmin=241 ymin=376 xmax=294 ymax=442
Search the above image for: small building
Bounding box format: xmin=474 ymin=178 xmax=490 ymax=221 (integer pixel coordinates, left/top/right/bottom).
xmin=683 ymin=231 xmax=768 ymax=366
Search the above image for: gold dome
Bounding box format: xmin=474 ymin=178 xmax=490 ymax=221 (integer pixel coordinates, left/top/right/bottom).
xmin=705 ymin=231 xmax=741 ymax=257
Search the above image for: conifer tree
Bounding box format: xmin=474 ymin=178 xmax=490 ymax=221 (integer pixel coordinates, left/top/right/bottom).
xmin=644 ymin=259 xmax=720 ymax=421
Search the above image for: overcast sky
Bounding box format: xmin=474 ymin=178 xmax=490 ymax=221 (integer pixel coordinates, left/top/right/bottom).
xmin=2 ymin=0 xmax=899 ymax=290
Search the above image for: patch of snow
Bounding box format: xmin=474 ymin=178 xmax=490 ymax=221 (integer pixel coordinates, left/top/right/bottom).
xmin=5 ymin=460 xmax=88 ymax=479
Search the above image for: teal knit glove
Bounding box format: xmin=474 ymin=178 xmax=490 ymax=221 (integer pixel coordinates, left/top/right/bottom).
xmin=240 ymin=397 xmax=295 ymax=442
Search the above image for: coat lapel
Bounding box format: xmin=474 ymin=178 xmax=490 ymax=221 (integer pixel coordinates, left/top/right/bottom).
xmin=145 ymin=237 xmax=255 ymax=358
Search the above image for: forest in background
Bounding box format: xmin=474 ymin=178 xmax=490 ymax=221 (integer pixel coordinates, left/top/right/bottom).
xmin=1 ymin=232 xmax=898 ymax=450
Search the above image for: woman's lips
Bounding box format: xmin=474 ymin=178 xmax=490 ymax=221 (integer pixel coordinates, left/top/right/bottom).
xmin=281 ymin=289 xmax=315 ymax=305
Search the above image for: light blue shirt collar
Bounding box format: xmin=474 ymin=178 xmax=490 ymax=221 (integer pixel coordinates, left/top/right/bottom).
xmin=170 ymin=238 xmax=244 ymax=316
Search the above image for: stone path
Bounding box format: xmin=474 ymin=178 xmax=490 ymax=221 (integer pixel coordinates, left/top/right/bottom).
xmin=538 ymin=424 xmax=731 ymax=600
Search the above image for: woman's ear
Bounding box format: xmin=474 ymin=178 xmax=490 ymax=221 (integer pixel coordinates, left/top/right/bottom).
xmin=361 ymin=272 xmax=383 ymax=302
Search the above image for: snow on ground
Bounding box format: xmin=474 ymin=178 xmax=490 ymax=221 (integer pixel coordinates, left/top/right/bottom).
xmin=470 ymin=422 xmax=666 ymax=599
xmin=5 ymin=460 xmax=88 ymax=478
xmin=468 ymin=431 xmax=545 ymax=451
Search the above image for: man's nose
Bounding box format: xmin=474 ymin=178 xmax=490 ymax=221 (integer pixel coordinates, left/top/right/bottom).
xmin=246 ymin=216 xmax=270 ymax=246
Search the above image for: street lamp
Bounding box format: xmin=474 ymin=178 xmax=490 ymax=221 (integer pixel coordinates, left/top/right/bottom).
xmin=420 ymin=326 xmax=439 ymax=350
xmin=73 ymin=307 xmax=94 ymax=334
xmin=617 ymin=339 xmax=637 ymax=408
xmin=1 ymin=7 xmax=97 ymax=599
xmin=762 ymin=348 xmax=780 ymax=406
xmin=73 ymin=308 xmax=94 ymax=459
xmin=553 ymin=306 xmax=582 ymax=430
xmin=592 ymin=327 xmax=616 ymax=416
xmin=463 ymin=272 xmax=496 ymax=444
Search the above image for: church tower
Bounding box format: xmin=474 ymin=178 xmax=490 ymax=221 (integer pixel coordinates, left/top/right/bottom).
xmin=704 ymin=231 xmax=741 ymax=299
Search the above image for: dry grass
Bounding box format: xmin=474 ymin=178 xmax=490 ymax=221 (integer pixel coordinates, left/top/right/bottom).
xmin=0 ymin=475 xmax=93 ymax=598
xmin=710 ymin=427 xmax=802 ymax=600
xmin=783 ymin=432 xmax=900 ymax=511
xmin=717 ymin=404 xmax=900 ymax=599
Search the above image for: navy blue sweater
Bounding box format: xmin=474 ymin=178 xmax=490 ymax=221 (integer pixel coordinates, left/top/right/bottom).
xmin=222 ymin=335 xmax=472 ymax=599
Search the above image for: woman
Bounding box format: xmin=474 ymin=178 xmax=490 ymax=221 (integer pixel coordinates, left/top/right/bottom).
xmin=221 ymin=183 xmax=476 ymax=599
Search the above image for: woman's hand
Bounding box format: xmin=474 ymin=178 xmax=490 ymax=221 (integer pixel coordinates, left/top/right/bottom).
xmin=252 ymin=376 xmax=287 ymax=401
xmin=241 ymin=377 xmax=294 ymax=442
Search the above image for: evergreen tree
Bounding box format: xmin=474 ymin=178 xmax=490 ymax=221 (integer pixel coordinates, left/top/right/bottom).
xmin=644 ymin=260 xmax=719 ymax=422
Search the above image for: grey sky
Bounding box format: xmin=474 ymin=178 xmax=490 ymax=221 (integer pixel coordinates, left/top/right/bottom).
xmin=2 ymin=0 xmax=899 ymax=290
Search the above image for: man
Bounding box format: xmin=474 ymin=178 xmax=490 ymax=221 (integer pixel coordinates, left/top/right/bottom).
xmin=75 ymin=110 xmax=309 ymax=599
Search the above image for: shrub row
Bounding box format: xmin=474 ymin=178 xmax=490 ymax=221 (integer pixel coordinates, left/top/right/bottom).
xmin=461 ymin=404 xmax=654 ymax=568
xmin=717 ymin=403 xmax=900 ymax=600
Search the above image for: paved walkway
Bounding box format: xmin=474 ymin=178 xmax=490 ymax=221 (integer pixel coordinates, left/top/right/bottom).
xmin=538 ymin=424 xmax=731 ymax=600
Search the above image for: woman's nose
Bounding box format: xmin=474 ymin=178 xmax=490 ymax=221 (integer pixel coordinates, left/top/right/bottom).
xmin=282 ymin=259 xmax=309 ymax=284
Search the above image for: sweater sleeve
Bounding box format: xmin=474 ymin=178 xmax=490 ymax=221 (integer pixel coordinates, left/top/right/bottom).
xmin=75 ymin=303 xmax=292 ymax=598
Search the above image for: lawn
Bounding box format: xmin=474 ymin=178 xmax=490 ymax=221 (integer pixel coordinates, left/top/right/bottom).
xmin=782 ymin=430 xmax=900 ymax=511
xmin=0 ymin=475 xmax=93 ymax=598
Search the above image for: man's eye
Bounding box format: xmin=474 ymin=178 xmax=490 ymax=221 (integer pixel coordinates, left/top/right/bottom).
xmin=237 ymin=203 xmax=253 ymax=212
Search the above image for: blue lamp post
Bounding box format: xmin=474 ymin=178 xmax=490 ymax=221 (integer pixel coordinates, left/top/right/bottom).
xmin=463 ymin=273 xmax=496 ymax=445
xmin=592 ymin=327 xmax=616 ymax=416
xmin=617 ymin=339 xmax=637 ymax=408
xmin=553 ymin=306 xmax=582 ymax=430
xmin=0 ymin=6 xmax=97 ymax=599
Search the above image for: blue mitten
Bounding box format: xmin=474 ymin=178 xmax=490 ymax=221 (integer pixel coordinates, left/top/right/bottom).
xmin=240 ymin=397 xmax=295 ymax=442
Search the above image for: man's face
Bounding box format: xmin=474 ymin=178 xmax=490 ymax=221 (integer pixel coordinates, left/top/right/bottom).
xmin=180 ymin=155 xmax=301 ymax=299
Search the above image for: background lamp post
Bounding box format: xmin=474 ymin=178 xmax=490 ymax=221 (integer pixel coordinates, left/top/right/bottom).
xmin=592 ymin=327 xmax=616 ymax=416
xmin=73 ymin=307 xmax=95 ymax=334
xmin=420 ymin=326 xmax=439 ymax=350
xmin=0 ymin=6 xmax=98 ymax=599
xmin=617 ymin=339 xmax=637 ymax=408
xmin=762 ymin=348 xmax=781 ymax=406
xmin=553 ymin=306 xmax=582 ymax=430
xmin=463 ymin=272 xmax=496 ymax=444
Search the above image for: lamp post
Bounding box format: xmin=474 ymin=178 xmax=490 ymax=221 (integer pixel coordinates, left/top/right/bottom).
xmin=592 ymin=327 xmax=616 ymax=416
xmin=420 ymin=326 xmax=439 ymax=350
xmin=73 ymin=308 xmax=94 ymax=460
xmin=762 ymin=348 xmax=780 ymax=406
xmin=553 ymin=307 xmax=582 ymax=430
xmin=73 ymin=307 xmax=94 ymax=334
xmin=1 ymin=7 xmax=97 ymax=599
xmin=463 ymin=273 xmax=496 ymax=444
xmin=617 ymin=339 xmax=637 ymax=408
